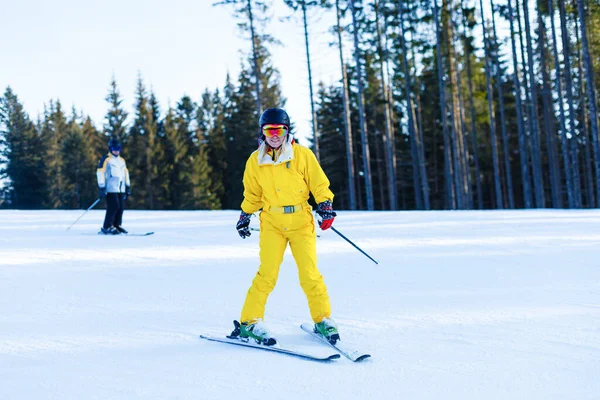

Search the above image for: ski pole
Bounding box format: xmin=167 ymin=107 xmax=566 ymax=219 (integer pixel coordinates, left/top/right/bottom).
xmin=66 ymin=198 xmax=101 ymax=231
xmin=330 ymin=226 xmax=378 ymax=265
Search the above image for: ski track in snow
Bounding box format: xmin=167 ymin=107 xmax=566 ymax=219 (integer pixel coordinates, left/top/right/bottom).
xmin=1 ymin=209 xmax=599 ymax=400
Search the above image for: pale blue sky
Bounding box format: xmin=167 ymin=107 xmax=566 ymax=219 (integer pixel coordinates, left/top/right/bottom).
xmin=0 ymin=0 xmax=344 ymax=145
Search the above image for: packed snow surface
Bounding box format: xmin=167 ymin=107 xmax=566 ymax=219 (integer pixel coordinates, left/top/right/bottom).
xmin=1 ymin=209 xmax=599 ymax=399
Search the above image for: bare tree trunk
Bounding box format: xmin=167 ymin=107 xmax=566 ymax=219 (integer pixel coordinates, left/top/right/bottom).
xmin=479 ymin=0 xmax=503 ymax=208
xmin=349 ymin=0 xmax=374 ymax=210
xmin=453 ymin=7 xmax=473 ymax=209
xmin=577 ymin=0 xmax=600 ymax=207
xmin=548 ymin=0 xmax=574 ymax=208
xmin=516 ymin=0 xmax=537 ymax=208
xmin=538 ymin=14 xmax=562 ymax=208
xmin=408 ymin=35 xmax=430 ymax=209
xmin=490 ymin=0 xmax=515 ymax=208
xmin=300 ymin=1 xmax=320 ymax=161
xmin=521 ymin=0 xmax=546 ymax=207
xmin=335 ymin=0 xmax=356 ymax=210
xmin=399 ymin=1 xmax=428 ymax=209
xmin=383 ymin=15 xmax=402 ymax=208
xmin=433 ymin=0 xmax=456 ymax=209
xmin=462 ymin=0 xmax=483 ymax=209
xmin=355 ymin=149 xmax=364 ymax=209
xmin=374 ymin=120 xmax=386 ymax=209
xmin=374 ymin=0 xmax=397 ymax=209
xmin=574 ymin=15 xmax=595 ymax=207
xmin=247 ymin=0 xmax=262 ymax=117
xmin=507 ymin=0 xmax=532 ymax=208
xmin=445 ymin=0 xmax=468 ymax=209
xmin=559 ymin=0 xmax=583 ymax=207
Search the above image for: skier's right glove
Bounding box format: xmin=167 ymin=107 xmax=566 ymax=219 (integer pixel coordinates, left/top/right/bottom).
xmin=236 ymin=211 xmax=252 ymax=239
xmin=99 ymin=187 xmax=106 ymax=199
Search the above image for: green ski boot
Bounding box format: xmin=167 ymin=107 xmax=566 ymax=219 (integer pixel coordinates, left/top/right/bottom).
xmin=230 ymin=320 xmax=277 ymax=346
xmin=314 ymin=317 xmax=340 ymax=344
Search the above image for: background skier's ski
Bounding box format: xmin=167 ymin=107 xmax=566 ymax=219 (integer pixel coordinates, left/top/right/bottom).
xmin=89 ymin=231 xmax=155 ymax=236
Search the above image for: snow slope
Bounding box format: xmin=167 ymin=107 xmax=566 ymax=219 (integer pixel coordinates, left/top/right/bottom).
xmin=1 ymin=209 xmax=599 ymax=399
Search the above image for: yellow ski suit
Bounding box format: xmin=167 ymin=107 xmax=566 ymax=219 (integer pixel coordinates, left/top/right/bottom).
xmin=240 ymin=140 xmax=334 ymax=324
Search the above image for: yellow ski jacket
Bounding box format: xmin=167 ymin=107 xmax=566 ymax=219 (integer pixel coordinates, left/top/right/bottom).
xmin=241 ymin=141 xmax=334 ymax=214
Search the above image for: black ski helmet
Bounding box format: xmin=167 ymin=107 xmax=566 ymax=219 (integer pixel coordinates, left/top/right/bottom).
xmin=108 ymin=137 xmax=121 ymax=151
xmin=259 ymin=108 xmax=290 ymax=128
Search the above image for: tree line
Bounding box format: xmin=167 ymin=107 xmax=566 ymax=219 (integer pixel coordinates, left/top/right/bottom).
xmin=1 ymin=0 xmax=599 ymax=211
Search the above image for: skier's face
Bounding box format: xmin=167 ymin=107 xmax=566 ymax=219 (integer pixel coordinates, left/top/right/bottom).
xmin=110 ymin=144 xmax=121 ymax=156
xmin=263 ymin=124 xmax=288 ymax=149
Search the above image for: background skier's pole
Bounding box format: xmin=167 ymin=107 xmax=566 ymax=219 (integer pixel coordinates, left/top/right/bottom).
xmin=330 ymin=226 xmax=378 ymax=265
xmin=66 ymin=198 xmax=101 ymax=230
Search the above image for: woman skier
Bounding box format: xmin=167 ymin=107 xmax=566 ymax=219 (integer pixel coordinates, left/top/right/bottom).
xmin=231 ymin=108 xmax=339 ymax=346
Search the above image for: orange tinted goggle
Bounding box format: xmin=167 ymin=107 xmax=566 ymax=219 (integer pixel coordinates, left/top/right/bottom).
xmin=263 ymin=124 xmax=288 ymax=138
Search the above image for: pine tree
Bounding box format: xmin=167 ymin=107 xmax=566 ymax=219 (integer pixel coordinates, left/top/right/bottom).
xmin=334 ymin=0 xmax=357 ymax=210
xmin=128 ymin=76 xmax=162 ymax=209
xmin=41 ymin=100 xmax=69 ymax=208
xmin=349 ymin=0 xmax=375 ymax=210
xmin=62 ymin=110 xmax=98 ymax=208
xmin=223 ymin=39 xmax=286 ymax=209
xmin=0 ymin=87 xmax=46 ymax=208
xmin=283 ymin=0 xmax=331 ymax=161
xmin=162 ymin=107 xmax=192 ymax=209
xmin=316 ymin=83 xmax=353 ymax=210
xmin=199 ymin=87 xmax=227 ymax=207
xmin=215 ymin=0 xmax=272 ymax=117
xmin=103 ymin=78 xmax=128 ymax=145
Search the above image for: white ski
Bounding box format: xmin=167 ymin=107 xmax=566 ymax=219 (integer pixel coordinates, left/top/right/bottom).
xmin=199 ymin=334 xmax=340 ymax=362
xmin=300 ymin=323 xmax=371 ymax=362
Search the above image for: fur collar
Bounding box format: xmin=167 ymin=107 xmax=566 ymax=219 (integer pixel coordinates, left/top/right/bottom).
xmin=258 ymin=135 xmax=295 ymax=166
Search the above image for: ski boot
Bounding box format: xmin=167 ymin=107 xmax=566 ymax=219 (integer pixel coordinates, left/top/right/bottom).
xmin=228 ymin=320 xmax=277 ymax=346
xmin=99 ymin=226 xmax=120 ymax=235
xmin=314 ymin=317 xmax=340 ymax=344
xmin=114 ymin=226 xmax=128 ymax=234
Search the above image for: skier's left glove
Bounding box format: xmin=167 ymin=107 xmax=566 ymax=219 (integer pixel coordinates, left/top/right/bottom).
xmin=316 ymin=200 xmax=336 ymax=230
xmin=236 ymin=211 xmax=252 ymax=239
xmin=124 ymin=186 xmax=131 ymax=200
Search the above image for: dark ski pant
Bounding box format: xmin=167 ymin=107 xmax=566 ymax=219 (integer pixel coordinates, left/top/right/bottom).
xmin=103 ymin=193 xmax=126 ymax=229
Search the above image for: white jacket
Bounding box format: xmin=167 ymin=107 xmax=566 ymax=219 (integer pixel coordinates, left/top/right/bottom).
xmin=97 ymin=154 xmax=130 ymax=193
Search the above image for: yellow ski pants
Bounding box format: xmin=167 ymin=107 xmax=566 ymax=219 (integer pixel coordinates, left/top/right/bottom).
xmin=241 ymin=206 xmax=331 ymax=324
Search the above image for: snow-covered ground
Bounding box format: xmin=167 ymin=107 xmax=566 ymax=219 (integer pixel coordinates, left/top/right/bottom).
xmin=1 ymin=209 xmax=599 ymax=399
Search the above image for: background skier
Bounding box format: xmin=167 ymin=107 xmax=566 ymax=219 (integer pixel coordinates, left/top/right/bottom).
xmin=231 ymin=108 xmax=338 ymax=346
xmin=97 ymin=137 xmax=131 ymax=235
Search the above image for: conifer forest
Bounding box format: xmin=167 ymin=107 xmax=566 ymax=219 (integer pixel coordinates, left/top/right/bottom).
xmin=1 ymin=0 xmax=600 ymax=211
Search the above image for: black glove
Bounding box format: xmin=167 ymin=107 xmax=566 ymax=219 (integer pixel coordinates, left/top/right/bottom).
xmin=99 ymin=187 xmax=106 ymax=199
xmin=316 ymin=200 xmax=336 ymax=230
xmin=236 ymin=211 xmax=252 ymax=239
xmin=124 ymin=186 xmax=131 ymax=200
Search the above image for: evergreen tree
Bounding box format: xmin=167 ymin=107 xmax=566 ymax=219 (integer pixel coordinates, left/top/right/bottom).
xmin=315 ymin=83 xmax=352 ymax=210
xmin=62 ymin=110 xmax=98 ymax=208
xmin=103 ymin=78 xmax=128 ymax=144
xmin=41 ymin=100 xmax=69 ymax=208
xmin=128 ymin=76 xmax=162 ymax=209
xmin=190 ymin=141 xmax=221 ymax=210
xmin=0 ymin=87 xmax=46 ymax=208
xmin=223 ymin=39 xmax=286 ymax=209
xmin=215 ymin=0 xmax=273 ymax=116
xmin=162 ymin=107 xmax=192 ymax=209
xmin=199 ymin=87 xmax=227 ymax=207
